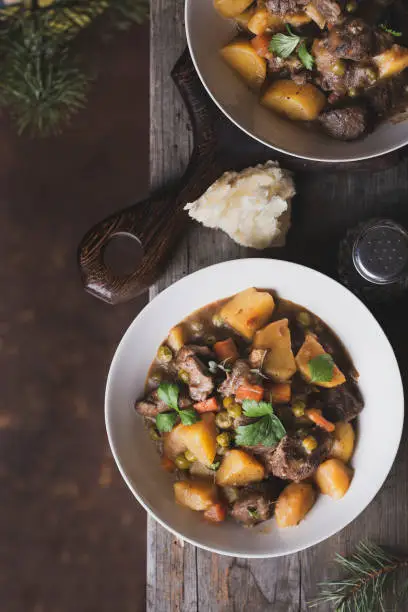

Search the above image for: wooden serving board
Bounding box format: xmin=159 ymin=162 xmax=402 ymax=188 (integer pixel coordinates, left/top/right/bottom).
xmin=78 ymin=49 xmax=408 ymax=306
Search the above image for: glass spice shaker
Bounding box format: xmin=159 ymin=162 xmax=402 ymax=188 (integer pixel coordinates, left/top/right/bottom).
xmin=338 ymin=219 xmax=408 ymax=303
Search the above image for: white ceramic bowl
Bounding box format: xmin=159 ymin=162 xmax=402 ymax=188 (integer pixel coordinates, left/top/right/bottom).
xmin=106 ymin=259 xmax=403 ymax=558
xmin=185 ymin=0 xmax=408 ymax=163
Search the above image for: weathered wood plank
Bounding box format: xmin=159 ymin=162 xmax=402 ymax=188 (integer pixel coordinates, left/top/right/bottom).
xmin=148 ymin=0 xmax=408 ymax=608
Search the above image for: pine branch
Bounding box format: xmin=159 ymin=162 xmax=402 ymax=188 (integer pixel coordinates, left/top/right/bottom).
xmin=0 ymin=0 xmax=149 ymax=136
xmin=310 ymin=541 xmax=408 ymax=612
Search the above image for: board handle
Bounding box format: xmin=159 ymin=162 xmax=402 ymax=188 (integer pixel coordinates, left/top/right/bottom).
xmin=78 ymin=50 xmax=218 ymax=304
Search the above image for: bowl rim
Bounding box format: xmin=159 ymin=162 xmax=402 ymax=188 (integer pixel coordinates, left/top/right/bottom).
xmin=105 ymin=259 xmax=404 ymax=558
xmin=184 ymin=0 xmax=408 ymax=164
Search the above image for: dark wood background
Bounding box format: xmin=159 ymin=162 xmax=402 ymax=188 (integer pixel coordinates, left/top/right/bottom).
xmin=147 ymin=0 xmax=408 ymax=610
xmin=0 ymin=22 xmax=149 ymax=612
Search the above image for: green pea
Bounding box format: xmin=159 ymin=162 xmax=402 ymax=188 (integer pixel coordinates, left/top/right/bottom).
xmin=157 ymin=345 xmax=173 ymax=363
xmin=216 ymin=432 xmax=232 ymax=448
xmin=148 ymin=426 xmax=161 ymax=441
xmin=292 ymin=400 xmax=306 ymax=417
xmin=332 ymin=60 xmax=346 ymax=77
xmin=215 ymin=411 xmax=234 ymax=429
xmin=346 ymin=0 xmax=357 ymax=12
xmin=227 ymin=403 xmax=242 ymax=418
xmin=297 ymin=311 xmax=311 ymax=327
xmin=174 ymin=454 xmax=191 ymax=470
xmin=184 ymin=450 xmax=197 ymax=462
xmin=178 ymin=369 xmax=190 ymax=384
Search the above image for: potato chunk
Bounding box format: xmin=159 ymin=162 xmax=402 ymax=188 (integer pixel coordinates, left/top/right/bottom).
xmin=163 ymin=424 xmax=187 ymax=460
xmin=253 ymin=318 xmax=296 ymax=381
xmin=374 ymin=45 xmax=408 ymax=80
xmin=177 ymin=413 xmax=217 ymax=466
xmin=214 ymin=0 xmax=253 ymax=18
xmin=295 ymin=334 xmax=346 ymax=388
xmin=315 ymin=458 xmax=353 ymax=500
xmin=247 ymin=8 xmax=283 ymax=34
xmin=216 ymin=449 xmax=265 ymax=486
xmin=275 ymin=482 xmax=316 ymax=527
xmin=174 ymin=480 xmax=217 ymax=511
xmin=261 ymin=80 xmax=326 ymax=121
xmin=219 ymin=288 xmax=275 ymax=341
xmin=220 ymin=41 xmax=267 ymax=90
xmin=331 ymin=421 xmax=355 ymax=463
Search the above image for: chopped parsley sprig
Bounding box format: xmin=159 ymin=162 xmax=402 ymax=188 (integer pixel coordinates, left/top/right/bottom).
xmin=155 ymin=383 xmax=199 ymax=432
xmin=235 ymin=399 xmax=286 ymax=447
xmin=269 ymin=25 xmax=314 ymax=70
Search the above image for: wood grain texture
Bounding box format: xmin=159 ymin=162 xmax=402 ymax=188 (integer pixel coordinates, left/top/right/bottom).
xmin=148 ymin=1 xmax=408 ymax=610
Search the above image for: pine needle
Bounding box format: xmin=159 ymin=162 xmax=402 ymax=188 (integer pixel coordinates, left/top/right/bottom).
xmin=309 ymin=541 xmax=408 ymax=612
xmin=0 ymin=0 xmax=149 ymax=136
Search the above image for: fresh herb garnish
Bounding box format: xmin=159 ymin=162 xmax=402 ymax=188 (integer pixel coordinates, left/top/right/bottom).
xmin=380 ymin=24 xmax=402 ymax=37
xmin=209 ymin=461 xmax=221 ymax=471
xmin=208 ymin=360 xmax=231 ymax=375
xmin=308 ymin=354 xmax=334 ymax=384
xmin=247 ymin=507 xmax=259 ymax=520
xmin=297 ymin=40 xmax=314 ymax=70
xmin=157 ymin=382 xmax=179 ymax=411
xmin=269 ymin=25 xmax=314 ymax=70
xmin=235 ymin=400 xmax=286 ymax=447
xmin=179 ymin=408 xmax=199 ymax=426
xmin=269 ymin=24 xmax=300 ymax=58
xmin=156 ymin=382 xmax=200 ymax=432
xmin=156 ymin=411 xmax=178 ymax=433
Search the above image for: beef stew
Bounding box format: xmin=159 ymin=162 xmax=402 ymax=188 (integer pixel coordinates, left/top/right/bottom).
xmin=135 ymin=287 xmax=363 ymax=528
xmin=215 ymin=0 xmax=408 ymax=140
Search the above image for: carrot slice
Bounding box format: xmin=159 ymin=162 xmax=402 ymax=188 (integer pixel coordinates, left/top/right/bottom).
xmin=251 ymin=34 xmax=271 ymax=58
xmin=305 ymin=409 xmax=335 ymax=433
xmin=194 ymin=397 xmax=219 ymax=413
xmin=214 ymin=338 xmax=239 ymax=363
xmin=269 ymin=383 xmax=291 ymax=404
xmin=161 ymin=456 xmax=176 ymax=472
xmin=235 ymin=383 xmax=264 ymax=402
xmin=204 ymin=502 xmax=227 ymax=523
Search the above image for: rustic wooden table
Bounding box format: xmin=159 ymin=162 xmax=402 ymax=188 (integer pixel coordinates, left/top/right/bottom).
xmin=147 ymin=1 xmax=408 ymax=609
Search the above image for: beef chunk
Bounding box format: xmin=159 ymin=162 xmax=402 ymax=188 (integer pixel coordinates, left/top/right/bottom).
xmin=265 ymin=0 xmax=308 ymax=16
xmin=319 ymin=106 xmax=369 ymax=140
xmin=265 ymin=429 xmax=333 ymax=481
xmin=328 ymin=19 xmax=374 ymax=61
xmin=175 ymin=345 xmax=214 ymax=401
xmin=312 ymin=0 xmax=344 ymax=25
xmin=367 ymin=75 xmax=408 ymax=116
xmin=231 ymin=492 xmax=272 ymax=526
xmin=321 ymin=382 xmax=364 ymax=422
xmin=218 ymin=359 xmax=257 ymax=398
xmin=135 ymin=389 xmax=192 ymax=417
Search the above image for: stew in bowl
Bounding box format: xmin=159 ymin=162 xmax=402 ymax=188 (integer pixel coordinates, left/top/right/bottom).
xmin=136 ymin=287 xmax=363 ymax=529
xmin=105 ymin=259 xmax=403 ymax=556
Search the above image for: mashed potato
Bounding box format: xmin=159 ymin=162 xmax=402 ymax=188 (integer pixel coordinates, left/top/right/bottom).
xmin=184 ymin=161 xmax=295 ymax=249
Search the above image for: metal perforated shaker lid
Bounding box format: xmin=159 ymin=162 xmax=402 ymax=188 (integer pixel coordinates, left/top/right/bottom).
xmin=352 ymin=219 xmax=408 ymax=285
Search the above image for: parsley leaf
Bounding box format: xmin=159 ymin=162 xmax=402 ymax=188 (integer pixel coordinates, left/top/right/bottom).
xmin=308 ymin=354 xmax=334 ymax=384
xmin=209 ymin=461 xmax=221 ymax=471
xmin=236 ymin=400 xmax=286 ymax=447
xmin=242 ymin=399 xmax=273 ymax=418
xmin=269 ymin=25 xmax=300 ymax=59
xmin=156 ymin=382 xmax=200 ymax=430
xmin=380 ymin=24 xmax=402 ymax=37
xmin=298 ymin=40 xmax=314 ymax=70
xmin=157 ymin=382 xmax=179 ymax=411
xmin=156 ymin=411 xmax=178 ymax=433
xmin=247 ymin=507 xmax=259 ymax=520
xmin=179 ymin=408 xmax=200 ymax=426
